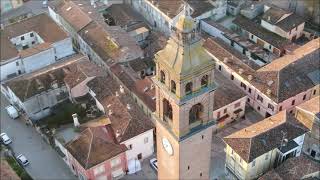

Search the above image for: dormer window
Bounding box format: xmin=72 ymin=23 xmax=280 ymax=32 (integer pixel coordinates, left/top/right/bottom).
xmin=185 ymin=82 xmax=193 ymax=95
xmin=201 ymin=75 xmax=208 ymax=88
xmin=160 ymin=70 xmax=165 ymax=83
xmin=21 ymin=36 xmax=24 ymax=40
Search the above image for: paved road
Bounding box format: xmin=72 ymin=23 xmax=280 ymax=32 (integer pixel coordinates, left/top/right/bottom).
xmin=1 ymin=94 xmax=76 ymax=180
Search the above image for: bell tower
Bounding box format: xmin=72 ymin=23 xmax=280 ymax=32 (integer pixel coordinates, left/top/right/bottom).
xmin=152 ymin=4 xmax=217 ymax=180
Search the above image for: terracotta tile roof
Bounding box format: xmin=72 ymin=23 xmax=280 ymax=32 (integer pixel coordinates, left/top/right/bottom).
xmin=57 ymin=0 xmax=143 ymax=63
xmin=233 ymin=15 xmax=291 ymax=49
xmin=65 ymin=126 xmax=127 ymax=169
xmin=18 ymin=42 xmax=52 ymax=58
xmin=78 ymin=22 xmax=122 ymax=65
xmin=53 ymin=0 xmax=92 ymax=32
xmin=87 ymin=76 xmax=154 ymax=143
xmin=258 ymin=38 xmax=319 ymax=72
xmin=204 ymin=37 xmax=320 ymax=103
xmin=147 ymin=0 xmax=215 ymax=18
xmin=0 ymin=13 xmax=68 ymax=61
xmin=213 ymin=70 xmax=246 ymax=111
xmin=105 ymin=4 xmax=148 ymax=31
xmin=259 ymin=155 xmax=320 ymax=180
xmin=4 ymin=54 xmax=86 ymax=101
xmin=56 ymin=1 xmax=92 ymax=32
xmin=296 ymin=96 xmax=320 ymax=116
xmin=64 ymin=59 xmax=106 ymax=89
xmin=261 ymin=6 xmax=305 ymax=32
xmin=110 ymin=64 xmax=156 ymax=112
xmin=224 ymin=111 xmax=308 ymax=163
xmin=0 ymin=160 xmax=20 ymax=180
xmin=295 ymin=96 xmax=320 ymax=130
xmin=261 ymin=6 xmax=290 ymax=25
xmin=128 ymin=57 xmax=155 ymax=73
xmin=143 ymin=31 xmax=168 ymax=59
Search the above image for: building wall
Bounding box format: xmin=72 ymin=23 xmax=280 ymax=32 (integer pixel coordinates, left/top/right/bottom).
xmin=15 ymin=86 xmax=68 ymax=121
xmin=246 ymin=31 xmax=281 ymax=56
xmin=225 ymin=134 xmax=305 ymax=180
xmin=200 ymin=21 xmax=229 ymax=42
xmin=261 ymin=20 xmax=305 ymax=40
xmin=67 ymin=151 xmax=127 ymax=180
xmin=179 ymin=126 xmax=213 ymax=180
xmin=132 ymin=0 xmax=226 ymax=35
xmin=0 ymin=57 xmax=21 ymax=80
xmin=52 ymin=37 xmax=75 ymax=60
xmin=122 ymin=129 xmax=154 ymax=161
xmin=156 ymin=120 xmax=180 ymax=180
xmin=295 ymin=109 xmax=320 ymax=161
xmin=214 ymin=62 xmax=277 ymax=117
xmin=213 ymin=96 xmax=247 ymax=130
xmin=22 ymin=48 xmax=56 ymax=73
xmin=212 ymin=56 xmax=317 ymax=118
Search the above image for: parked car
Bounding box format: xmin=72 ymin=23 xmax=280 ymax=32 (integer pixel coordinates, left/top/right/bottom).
xmin=0 ymin=133 xmax=12 ymax=145
xmin=149 ymin=158 xmax=157 ymax=171
xmin=16 ymin=154 xmax=29 ymax=166
xmin=5 ymin=105 xmax=19 ymax=119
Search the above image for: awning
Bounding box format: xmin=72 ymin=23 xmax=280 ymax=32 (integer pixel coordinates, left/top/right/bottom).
xmin=234 ymin=109 xmax=243 ymax=114
xmin=217 ymin=114 xmax=230 ymax=123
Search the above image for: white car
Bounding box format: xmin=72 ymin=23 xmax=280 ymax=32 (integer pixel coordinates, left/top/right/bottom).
xmin=0 ymin=133 xmax=12 ymax=145
xmin=149 ymin=158 xmax=157 ymax=171
xmin=5 ymin=105 xmax=19 ymax=119
xmin=16 ymin=154 xmax=29 ymax=166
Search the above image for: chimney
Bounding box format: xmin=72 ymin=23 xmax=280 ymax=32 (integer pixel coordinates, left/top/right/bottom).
xmin=120 ymin=85 xmax=125 ymax=94
xmin=251 ymin=4 xmax=254 ymax=10
xmin=72 ymin=113 xmax=80 ymax=127
xmin=267 ymin=89 xmax=272 ymax=95
xmin=115 ymin=91 xmax=119 ymax=97
xmin=239 ymin=68 xmax=244 ymax=74
xmin=0 ymin=24 xmax=4 ymax=30
xmin=268 ymin=16 xmax=271 ymax=21
xmin=108 ymin=110 xmax=113 ymax=116
xmin=223 ymin=57 xmax=228 ymax=63
xmin=248 ymin=75 xmax=253 ymax=81
xmin=127 ymin=104 xmax=131 ymax=110
xmin=116 ymin=130 xmax=121 ymax=138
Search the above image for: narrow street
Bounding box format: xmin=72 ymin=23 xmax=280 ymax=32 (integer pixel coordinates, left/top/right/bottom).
xmin=1 ymin=94 xmax=76 ymax=180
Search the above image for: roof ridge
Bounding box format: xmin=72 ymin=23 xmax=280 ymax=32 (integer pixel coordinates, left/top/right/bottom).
xmin=85 ymin=128 xmax=94 ymax=169
xmin=247 ymin=137 xmax=253 ymax=162
xmin=24 ymin=80 xmax=31 ymax=100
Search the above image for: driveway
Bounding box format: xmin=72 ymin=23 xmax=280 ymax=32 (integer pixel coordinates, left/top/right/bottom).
xmin=210 ymin=107 xmax=264 ymax=179
xmin=1 ymin=94 xmax=75 ymax=180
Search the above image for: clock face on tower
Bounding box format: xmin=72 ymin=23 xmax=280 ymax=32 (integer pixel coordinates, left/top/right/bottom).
xmin=162 ymin=138 xmax=173 ymax=155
